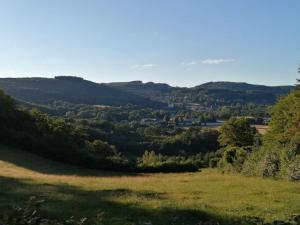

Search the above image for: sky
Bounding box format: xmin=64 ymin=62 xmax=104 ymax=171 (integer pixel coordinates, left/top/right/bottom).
xmin=0 ymin=0 xmax=299 ymax=87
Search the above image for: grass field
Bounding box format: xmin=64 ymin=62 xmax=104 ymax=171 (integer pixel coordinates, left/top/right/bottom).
xmin=0 ymin=145 xmax=300 ymax=225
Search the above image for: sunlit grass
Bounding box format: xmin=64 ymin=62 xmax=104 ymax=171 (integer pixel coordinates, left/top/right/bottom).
xmin=0 ymin=145 xmax=299 ymax=224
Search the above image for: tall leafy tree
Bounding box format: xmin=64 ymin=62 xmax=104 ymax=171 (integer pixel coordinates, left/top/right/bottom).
xmin=265 ymin=82 xmax=300 ymax=150
xmin=218 ymin=117 xmax=257 ymax=148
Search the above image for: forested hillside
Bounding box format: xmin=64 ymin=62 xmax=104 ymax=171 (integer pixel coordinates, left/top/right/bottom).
xmin=0 ymin=76 xmax=164 ymax=108
xmin=0 ymin=88 xmax=219 ymax=173
xmin=107 ymin=80 xmax=293 ymax=106
xmin=107 ymin=80 xmax=176 ymax=97
xmin=0 ymin=77 xmax=293 ymax=110
xmin=196 ymin=81 xmax=292 ymax=94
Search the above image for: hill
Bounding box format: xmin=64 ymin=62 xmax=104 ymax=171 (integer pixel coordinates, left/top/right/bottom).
xmin=0 ymin=76 xmax=165 ymax=108
xmin=0 ymin=145 xmax=300 ymax=224
xmin=107 ymin=81 xmax=294 ymax=106
xmin=196 ymin=81 xmax=292 ymax=94
xmin=107 ymin=80 xmax=177 ymax=97
xmin=189 ymin=82 xmax=294 ymax=106
xmin=0 ymin=77 xmax=294 ymax=109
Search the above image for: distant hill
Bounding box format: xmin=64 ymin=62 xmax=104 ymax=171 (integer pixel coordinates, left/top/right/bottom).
xmin=196 ymin=81 xmax=292 ymax=95
xmin=107 ymin=80 xmax=177 ymax=97
xmin=0 ymin=77 xmax=294 ymax=108
xmin=107 ymin=81 xmax=294 ymax=106
xmin=0 ymin=76 xmax=165 ymax=108
xmin=189 ymin=82 xmax=294 ymax=105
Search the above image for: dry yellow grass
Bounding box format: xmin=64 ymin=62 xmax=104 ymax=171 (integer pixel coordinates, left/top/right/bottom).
xmin=252 ymin=125 xmax=269 ymax=134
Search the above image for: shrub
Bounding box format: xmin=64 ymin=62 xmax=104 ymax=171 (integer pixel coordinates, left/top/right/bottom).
xmin=209 ymin=157 xmax=219 ymax=168
xmin=89 ymin=140 xmax=118 ymax=158
xmin=136 ymin=151 xmax=198 ymax=172
xmin=241 ymin=148 xmax=264 ymax=176
xmin=259 ymin=151 xmax=280 ymax=178
xmin=218 ymin=146 xmax=248 ymax=173
xmin=287 ymin=155 xmax=300 ymax=181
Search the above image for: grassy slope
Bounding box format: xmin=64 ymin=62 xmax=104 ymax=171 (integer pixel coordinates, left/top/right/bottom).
xmin=0 ymin=145 xmax=300 ymax=225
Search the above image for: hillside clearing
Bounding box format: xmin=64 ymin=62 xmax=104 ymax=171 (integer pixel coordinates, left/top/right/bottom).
xmin=0 ymin=146 xmax=299 ymax=225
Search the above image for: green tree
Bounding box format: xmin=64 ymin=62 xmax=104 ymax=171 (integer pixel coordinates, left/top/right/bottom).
xmin=243 ymin=77 xmax=300 ymax=179
xmin=90 ymin=140 xmax=118 ymax=158
xmin=218 ymin=117 xmax=257 ymax=147
xmin=264 ymin=85 xmax=300 ymax=152
xmin=0 ymin=89 xmax=16 ymax=116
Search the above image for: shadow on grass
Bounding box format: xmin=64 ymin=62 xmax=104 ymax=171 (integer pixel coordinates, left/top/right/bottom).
xmin=0 ymin=175 xmax=251 ymax=225
xmin=0 ymin=145 xmax=141 ymax=177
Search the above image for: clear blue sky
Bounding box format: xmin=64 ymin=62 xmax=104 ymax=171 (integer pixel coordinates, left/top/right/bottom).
xmin=0 ymin=0 xmax=299 ymax=87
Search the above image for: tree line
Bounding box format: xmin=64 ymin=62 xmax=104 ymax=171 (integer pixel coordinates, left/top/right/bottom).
xmin=216 ymin=78 xmax=300 ymax=180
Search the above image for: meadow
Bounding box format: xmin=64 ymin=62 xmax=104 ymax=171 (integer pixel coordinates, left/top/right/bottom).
xmin=0 ymin=145 xmax=300 ymax=225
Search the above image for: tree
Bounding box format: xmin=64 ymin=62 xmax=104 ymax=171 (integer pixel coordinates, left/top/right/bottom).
xmin=244 ymin=78 xmax=300 ymax=179
xmin=0 ymin=89 xmax=16 ymax=115
xmin=90 ymin=140 xmax=118 ymax=158
xmin=218 ymin=117 xmax=257 ymax=148
xmin=264 ymin=85 xmax=300 ymax=151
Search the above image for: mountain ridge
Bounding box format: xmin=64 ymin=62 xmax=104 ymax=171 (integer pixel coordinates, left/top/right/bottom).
xmin=0 ymin=76 xmax=294 ymax=108
xmin=0 ymin=76 xmax=165 ymax=108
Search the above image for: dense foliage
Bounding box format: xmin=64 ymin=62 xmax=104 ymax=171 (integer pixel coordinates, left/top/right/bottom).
xmin=136 ymin=150 xmax=199 ymax=172
xmin=218 ymin=117 xmax=257 ymax=148
xmin=242 ymin=84 xmax=300 ymax=180
xmin=0 ymin=77 xmax=293 ymax=117
xmin=0 ymin=77 xmax=164 ymax=108
xmin=108 ymin=80 xmax=292 ymax=112
xmin=216 ymin=118 xmax=258 ymax=173
xmin=0 ymin=76 xmax=296 ymax=175
xmin=0 ymin=89 xmax=220 ymax=172
xmin=216 ymin=80 xmax=300 ymax=180
xmin=0 ymin=89 xmax=130 ymax=171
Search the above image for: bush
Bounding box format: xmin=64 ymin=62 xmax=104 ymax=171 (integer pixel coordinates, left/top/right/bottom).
xmin=89 ymin=140 xmax=118 ymax=158
xmin=209 ymin=157 xmax=219 ymax=168
xmin=218 ymin=146 xmax=248 ymax=173
xmin=136 ymin=151 xmax=199 ymax=172
xmin=259 ymin=151 xmax=280 ymax=178
xmin=287 ymin=155 xmax=300 ymax=181
xmin=241 ymin=148 xmax=265 ymax=176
